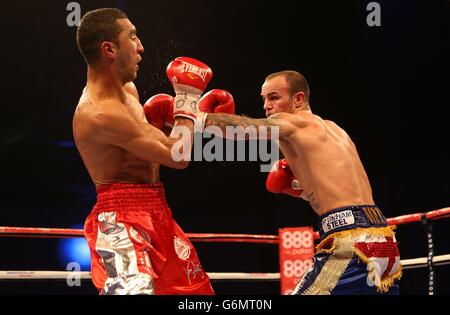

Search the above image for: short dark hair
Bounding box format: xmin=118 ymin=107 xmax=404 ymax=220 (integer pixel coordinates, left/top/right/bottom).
xmin=76 ymin=8 xmax=128 ymax=65
xmin=265 ymin=70 xmax=310 ymax=101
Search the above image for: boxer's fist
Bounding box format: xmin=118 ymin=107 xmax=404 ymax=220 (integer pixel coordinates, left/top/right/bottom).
xmin=199 ymin=89 xmax=235 ymax=114
xmin=143 ymin=94 xmax=174 ymax=130
xmin=266 ymin=159 xmax=303 ymax=198
xmin=166 ymin=57 xmax=213 ymax=120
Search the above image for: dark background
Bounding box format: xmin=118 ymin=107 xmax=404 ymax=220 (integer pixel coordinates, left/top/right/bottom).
xmin=0 ymin=0 xmax=449 ymax=295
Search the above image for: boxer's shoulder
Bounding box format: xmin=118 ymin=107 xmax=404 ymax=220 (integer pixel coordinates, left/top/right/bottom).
xmin=269 ymin=111 xmax=316 ymax=130
xmin=124 ymin=82 xmax=139 ymax=101
xmin=75 ymin=97 xmax=125 ymax=138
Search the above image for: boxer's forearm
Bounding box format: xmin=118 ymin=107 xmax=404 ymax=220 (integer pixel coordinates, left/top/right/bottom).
xmin=172 ymin=117 xmax=195 ymax=147
xmin=205 ymin=113 xmax=281 ymax=139
xmin=205 ymin=113 xmax=272 ymax=128
xmin=169 ymin=117 xmax=195 ymax=166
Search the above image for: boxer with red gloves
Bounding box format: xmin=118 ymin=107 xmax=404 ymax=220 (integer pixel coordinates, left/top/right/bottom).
xmin=74 ymin=9 xmax=214 ymax=295
xmin=203 ymin=70 xmax=401 ymax=295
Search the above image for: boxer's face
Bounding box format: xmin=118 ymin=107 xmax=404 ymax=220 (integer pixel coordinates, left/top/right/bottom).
xmin=115 ymin=19 xmax=144 ymax=83
xmin=261 ymin=76 xmax=295 ymax=117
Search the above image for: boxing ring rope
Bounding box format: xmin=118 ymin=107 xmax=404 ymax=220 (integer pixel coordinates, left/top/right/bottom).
xmin=0 ymin=228 xmax=279 ymax=244
xmin=0 ymin=271 xmax=281 ymax=281
xmin=0 ymin=207 xmax=449 ymax=291
xmin=1 ymin=254 xmax=449 ymax=280
xmin=1 ymin=207 xmax=448 ymax=241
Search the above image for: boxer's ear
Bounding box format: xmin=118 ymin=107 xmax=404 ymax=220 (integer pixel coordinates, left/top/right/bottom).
xmin=293 ymin=92 xmax=305 ymax=109
xmin=101 ymin=41 xmax=117 ymax=59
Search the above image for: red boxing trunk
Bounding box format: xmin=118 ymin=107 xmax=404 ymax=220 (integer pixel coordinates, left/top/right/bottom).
xmin=84 ymin=183 xmax=214 ymax=295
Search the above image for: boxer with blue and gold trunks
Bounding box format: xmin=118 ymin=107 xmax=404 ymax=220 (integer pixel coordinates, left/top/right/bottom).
xmin=203 ymin=70 xmax=403 ymax=294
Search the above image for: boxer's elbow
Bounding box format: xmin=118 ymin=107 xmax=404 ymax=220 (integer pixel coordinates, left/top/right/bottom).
xmin=155 ymin=155 xmax=189 ymax=170
xmin=177 ymin=160 xmax=190 ymax=169
xmin=167 ymin=148 xmax=190 ymax=169
xmin=171 ymin=159 xmax=190 ymax=170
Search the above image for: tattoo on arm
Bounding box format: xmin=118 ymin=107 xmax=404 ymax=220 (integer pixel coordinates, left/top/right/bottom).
xmin=205 ymin=113 xmax=279 ymax=130
xmin=306 ymin=192 xmax=321 ymax=211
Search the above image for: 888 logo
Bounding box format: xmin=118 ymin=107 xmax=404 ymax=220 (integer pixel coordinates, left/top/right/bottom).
xmin=283 ymin=259 xmax=312 ymax=278
xmin=281 ymin=230 xmax=313 ymax=249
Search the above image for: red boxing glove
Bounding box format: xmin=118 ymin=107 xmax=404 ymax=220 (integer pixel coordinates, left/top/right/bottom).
xmin=266 ymin=159 xmax=303 ymax=198
xmin=166 ymin=57 xmax=213 ymax=121
xmin=143 ymin=94 xmax=174 ymax=130
xmin=199 ymin=89 xmax=235 ymax=114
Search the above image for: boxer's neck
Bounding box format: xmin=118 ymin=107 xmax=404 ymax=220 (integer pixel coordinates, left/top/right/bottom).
xmin=86 ymin=66 xmax=126 ymax=102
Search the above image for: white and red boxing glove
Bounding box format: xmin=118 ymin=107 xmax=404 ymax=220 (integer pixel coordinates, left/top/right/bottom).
xmin=266 ymin=159 xmax=303 ymax=198
xmin=166 ymin=57 xmax=213 ymax=121
xmin=199 ymin=89 xmax=235 ymax=114
xmin=143 ymin=94 xmax=174 ymax=130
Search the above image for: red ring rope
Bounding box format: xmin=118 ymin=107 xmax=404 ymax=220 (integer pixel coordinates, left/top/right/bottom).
xmin=0 ymin=207 xmax=448 ymax=243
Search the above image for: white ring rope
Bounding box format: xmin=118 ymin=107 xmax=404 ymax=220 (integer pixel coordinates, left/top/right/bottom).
xmin=0 ymin=254 xmax=449 ymax=280
xmin=400 ymin=254 xmax=450 ymax=270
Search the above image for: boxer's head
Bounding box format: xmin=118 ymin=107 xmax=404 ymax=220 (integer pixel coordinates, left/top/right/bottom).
xmin=261 ymin=70 xmax=310 ymax=117
xmin=77 ymin=8 xmax=144 ymax=83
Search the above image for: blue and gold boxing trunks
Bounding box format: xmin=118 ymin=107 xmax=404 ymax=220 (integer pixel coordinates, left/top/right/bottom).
xmin=292 ymin=205 xmax=402 ymax=295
